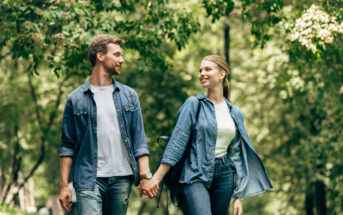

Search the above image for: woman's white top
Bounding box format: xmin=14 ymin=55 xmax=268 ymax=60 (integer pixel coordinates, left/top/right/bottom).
xmin=214 ymin=101 xmax=236 ymax=157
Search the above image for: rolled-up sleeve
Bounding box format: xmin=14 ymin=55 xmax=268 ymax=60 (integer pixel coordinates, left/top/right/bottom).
xmin=60 ymin=98 xmax=76 ymax=157
xmin=161 ymin=96 xmax=198 ymax=166
xmin=131 ymin=91 xmax=149 ymax=158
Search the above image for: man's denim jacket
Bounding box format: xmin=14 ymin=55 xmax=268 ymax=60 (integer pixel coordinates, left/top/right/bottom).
xmin=161 ymin=94 xmax=273 ymax=199
xmin=60 ymin=79 xmax=149 ymax=190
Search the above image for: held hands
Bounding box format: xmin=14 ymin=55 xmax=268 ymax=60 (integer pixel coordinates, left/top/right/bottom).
xmin=59 ymin=186 xmax=72 ymax=212
xmin=233 ymin=198 xmax=243 ymax=215
xmin=138 ymin=177 xmax=160 ymax=198
xmin=138 ymin=163 xmax=170 ymax=199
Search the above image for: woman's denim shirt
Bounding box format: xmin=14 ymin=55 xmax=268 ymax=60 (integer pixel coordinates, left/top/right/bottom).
xmin=161 ymin=94 xmax=273 ymax=198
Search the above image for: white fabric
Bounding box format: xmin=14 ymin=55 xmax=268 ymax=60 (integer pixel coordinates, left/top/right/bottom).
xmin=91 ymin=84 xmax=132 ymax=177
xmin=214 ymin=101 xmax=236 ymax=157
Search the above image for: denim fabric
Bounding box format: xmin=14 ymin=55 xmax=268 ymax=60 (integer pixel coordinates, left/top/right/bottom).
xmin=183 ymin=154 xmax=235 ymax=215
xmin=76 ymin=176 xmax=133 ymax=215
xmin=161 ymin=93 xmax=273 ymax=198
xmin=60 ymin=79 xmax=149 ymax=190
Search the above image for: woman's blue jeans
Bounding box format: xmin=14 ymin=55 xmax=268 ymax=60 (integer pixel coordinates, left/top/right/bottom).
xmin=76 ymin=176 xmax=133 ymax=215
xmin=183 ymin=154 xmax=236 ymax=215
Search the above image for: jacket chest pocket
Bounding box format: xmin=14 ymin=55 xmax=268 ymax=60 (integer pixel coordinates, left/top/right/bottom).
xmin=73 ymin=108 xmax=89 ymax=129
xmin=123 ymin=105 xmax=134 ymax=124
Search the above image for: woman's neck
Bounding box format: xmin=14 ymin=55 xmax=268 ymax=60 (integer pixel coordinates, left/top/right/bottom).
xmin=206 ymin=87 xmax=224 ymax=104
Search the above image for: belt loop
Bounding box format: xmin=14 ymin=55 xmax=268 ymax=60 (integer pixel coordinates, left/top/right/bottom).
xmin=221 ymin=155 xmax=225 ymax=164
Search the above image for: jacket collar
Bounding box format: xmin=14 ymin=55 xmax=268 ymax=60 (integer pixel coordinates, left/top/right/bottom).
xmin=81 ymin=78 xmax=121 ymax=93
xmin=197 ymin=93 xmax=233 ymax=109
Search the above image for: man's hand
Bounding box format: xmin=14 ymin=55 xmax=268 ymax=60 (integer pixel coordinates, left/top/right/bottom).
xmin=233 ymin=198 xmax=243 ymax=215
xmin=138 ymin=178 xmax=149 ymax=197
xmin=141 ymin=176 xmax=160 ymax=198
xmin=59 ymin=186 xmax=72 ymax=212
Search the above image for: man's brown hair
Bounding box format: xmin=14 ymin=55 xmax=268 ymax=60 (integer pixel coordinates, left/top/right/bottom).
xmin=88 ymin=34 xmax=124 ymax=67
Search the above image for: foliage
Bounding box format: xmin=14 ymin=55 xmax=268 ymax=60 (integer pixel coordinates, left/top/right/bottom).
xmin=283 ymin=4 xmax=343 ymax=53
xmin=241 ymin=1 xmax=343 ymax=214
xmin=0 ymin=0 xmax=199 ymax=209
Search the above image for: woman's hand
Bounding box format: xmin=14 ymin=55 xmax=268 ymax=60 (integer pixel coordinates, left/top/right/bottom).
xmin=233 ymin=198 xmax=243 ymax=215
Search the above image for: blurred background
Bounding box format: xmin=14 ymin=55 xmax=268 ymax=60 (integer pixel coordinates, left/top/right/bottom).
xmin=0 ymin=0 xmax=342 ymax=214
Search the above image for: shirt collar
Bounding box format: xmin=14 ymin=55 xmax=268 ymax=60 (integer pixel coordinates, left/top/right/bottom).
xmin=197 ymin=93 xmax=233 ymax=109
xmin=82 ymin=78 xmax=120 ymax=93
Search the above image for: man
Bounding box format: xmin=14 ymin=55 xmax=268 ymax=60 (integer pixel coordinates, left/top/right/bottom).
xmin=59 ymin=34 xmax=152 ymax=215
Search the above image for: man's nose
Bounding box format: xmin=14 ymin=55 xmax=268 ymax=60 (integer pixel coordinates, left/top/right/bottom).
xmin=120 ymin=56 xmax=124 ymax=64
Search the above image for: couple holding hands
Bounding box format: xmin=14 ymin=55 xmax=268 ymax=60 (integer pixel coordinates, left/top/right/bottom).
xmin=59 ymin=34 xmax=273 ymax=215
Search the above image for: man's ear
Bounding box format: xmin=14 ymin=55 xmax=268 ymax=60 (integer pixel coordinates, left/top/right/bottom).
xmin=96 ymin=52 xmax=104 ymax=62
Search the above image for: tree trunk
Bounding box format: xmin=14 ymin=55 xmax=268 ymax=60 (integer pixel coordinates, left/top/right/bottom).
xmin=224 ymin=22 xmax=231 ymax=74
xmin=1 ymin=74 xmax=66 ymax=206
xmin=305 ymin=181 xmax=326 ymax=215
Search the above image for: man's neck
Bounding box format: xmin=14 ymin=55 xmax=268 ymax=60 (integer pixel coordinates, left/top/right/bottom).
xmin=90 ymin=67 xmax=113 ymax=86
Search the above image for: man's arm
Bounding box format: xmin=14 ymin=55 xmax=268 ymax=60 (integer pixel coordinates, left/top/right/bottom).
xmin=59 ymin=157 xmax=73 ymax=212
xmin=59 ymin=98 xmax=76 ymax=211
xmin=137 ymin=155 xmax=151 ymax=197
xmin=131 ymin=91 xmax=150 ymax=158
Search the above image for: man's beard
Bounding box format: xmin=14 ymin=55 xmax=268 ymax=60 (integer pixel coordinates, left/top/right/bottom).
xmin=106 ymin=65 xmax=120 ymax=75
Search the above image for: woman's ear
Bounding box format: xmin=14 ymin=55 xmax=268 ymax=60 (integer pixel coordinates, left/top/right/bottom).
xmin=220 ymin=70 xmax=226 ymax=80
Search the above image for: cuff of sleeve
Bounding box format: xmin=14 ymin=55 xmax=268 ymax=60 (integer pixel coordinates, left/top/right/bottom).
xmin=60 ymin=147 xmax=74 ymax=157
xmin=160 ymin=156 xmax=177 ymax=167
xmin=134 ymin=146 xmax=150 ymax=158
xmin=233 ymin=196 xmax=243 ymax=200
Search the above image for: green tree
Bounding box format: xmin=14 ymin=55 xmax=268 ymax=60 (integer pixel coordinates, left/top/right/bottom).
xmin=0 ymin=0 xmax=199 ymax=209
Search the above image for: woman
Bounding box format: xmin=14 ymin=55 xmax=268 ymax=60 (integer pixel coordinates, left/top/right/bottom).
xmin=143 ymin=55 xmax=273 ymax=215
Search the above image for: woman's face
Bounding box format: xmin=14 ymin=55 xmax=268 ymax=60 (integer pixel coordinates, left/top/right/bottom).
xmin=199 ymin=60 xmax=225 ymax=89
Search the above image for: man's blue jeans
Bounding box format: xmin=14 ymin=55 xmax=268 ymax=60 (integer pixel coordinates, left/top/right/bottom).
xmin=76 ymin=176 xmax=133 ymax=215
xmin=183 ymin=154 xmax=236 ymax=215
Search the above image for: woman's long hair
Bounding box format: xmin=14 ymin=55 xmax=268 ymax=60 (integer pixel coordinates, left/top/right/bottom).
xmin=202 ymin=55 xmax=231 ymax=101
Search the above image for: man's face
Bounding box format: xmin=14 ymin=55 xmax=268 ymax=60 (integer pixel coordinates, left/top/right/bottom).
xmin=102 ymin=43 xmax=124 ymax=75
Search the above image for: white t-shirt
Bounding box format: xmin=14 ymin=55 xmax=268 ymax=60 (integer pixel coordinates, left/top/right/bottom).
xmin=91 ymin=84 xmax=133 ymax=177
xmin=214 ymin=101 xmax=236 ymax=157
